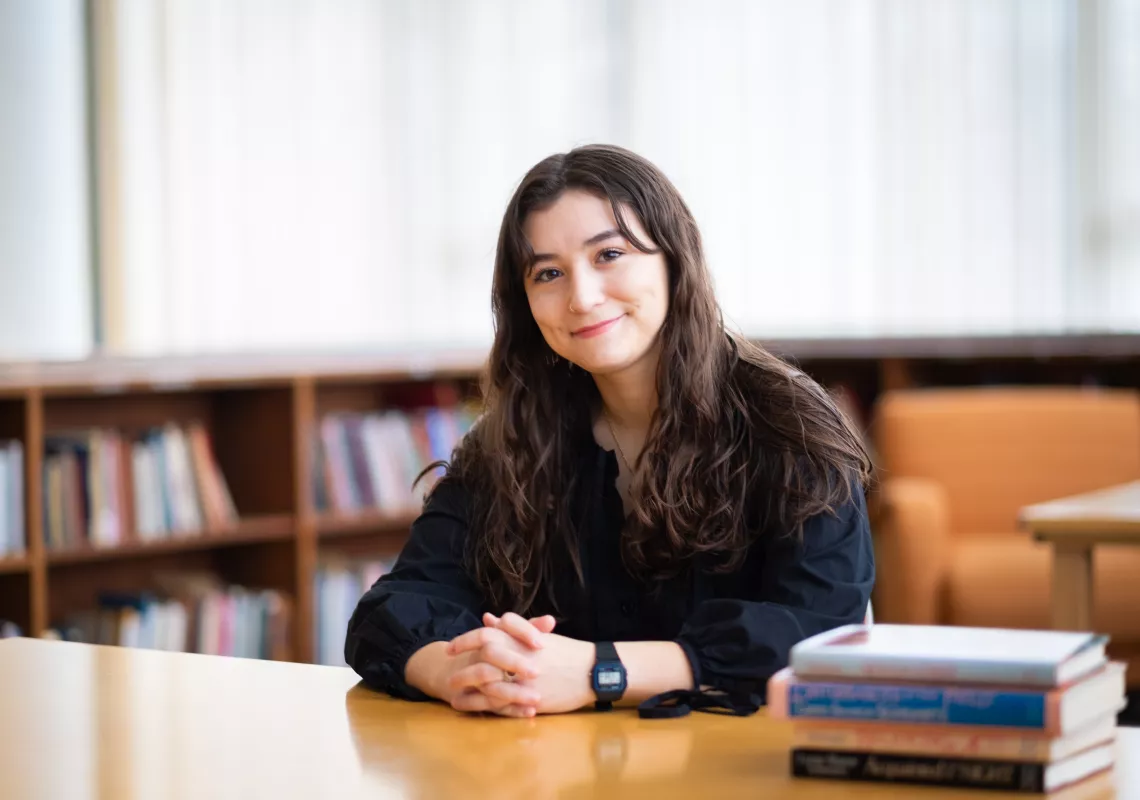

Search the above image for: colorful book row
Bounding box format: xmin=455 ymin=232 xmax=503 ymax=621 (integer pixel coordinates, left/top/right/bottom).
xmin=43 ymin=423 xmax=238 ymax=551
xmin=314 ymin=406 xmax=477 ymax=514
xmin=0 ymin=440 xmax=25 ymax=557
xmin=44 ymin=572 xmax=291 ymax=660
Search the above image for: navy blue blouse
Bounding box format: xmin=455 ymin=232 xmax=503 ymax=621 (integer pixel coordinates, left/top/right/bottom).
xmin=344 ymin=438 xmax=875 ymax=703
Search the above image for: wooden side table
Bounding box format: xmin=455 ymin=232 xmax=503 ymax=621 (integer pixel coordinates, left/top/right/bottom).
xmin=1020 ymin=481 xmax=1140 ymax=631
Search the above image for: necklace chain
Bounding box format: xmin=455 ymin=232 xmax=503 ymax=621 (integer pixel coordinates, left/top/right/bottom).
xmin=603 ymin=411 xmax=635 ymax=473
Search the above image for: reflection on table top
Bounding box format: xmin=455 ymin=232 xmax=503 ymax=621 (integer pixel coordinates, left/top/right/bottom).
xmin=0 ymin=637 xmax=1136 ymax=799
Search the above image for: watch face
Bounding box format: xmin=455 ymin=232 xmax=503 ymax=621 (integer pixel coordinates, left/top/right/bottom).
xmin=597 ymin=668 xmax=623 ymax=687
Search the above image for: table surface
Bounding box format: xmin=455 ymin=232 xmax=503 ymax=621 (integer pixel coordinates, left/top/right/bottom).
xmin=1021 ymin=481 xmax=1140 ymax=541
xmin=0 ymin=638 xmax=1137 ymax=800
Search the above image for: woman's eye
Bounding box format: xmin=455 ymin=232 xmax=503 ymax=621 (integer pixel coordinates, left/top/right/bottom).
xmin=598 ymin=248 xmax=623 ymax=263
xmin=533 ymin=267 xmax=562 ymax=283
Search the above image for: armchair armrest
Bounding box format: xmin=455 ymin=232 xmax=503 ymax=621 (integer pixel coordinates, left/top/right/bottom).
xmin=871 ymin=477 xmax=951 ymax=625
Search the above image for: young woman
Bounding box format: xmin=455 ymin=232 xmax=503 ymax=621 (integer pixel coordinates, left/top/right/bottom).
xmin=345 ymin=144 xmax=874 ymax=718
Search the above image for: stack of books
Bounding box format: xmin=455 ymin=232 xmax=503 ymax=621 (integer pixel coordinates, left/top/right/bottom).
xmin=769 ymin=624 xmax=1124 ymax=794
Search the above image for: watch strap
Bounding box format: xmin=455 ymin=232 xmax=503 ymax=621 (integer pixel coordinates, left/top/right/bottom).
xmin=593 ymin=641 xmax=624 ymax=711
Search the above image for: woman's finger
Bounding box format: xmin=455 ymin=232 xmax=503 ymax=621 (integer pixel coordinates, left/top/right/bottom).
xmin=451 ymin=688 xmax=537 ymax=717
xmin=478 ymin=642 xmax=540 ymax=679
xmin=480 ymin=679 xmax=541 ymax=707
xmin=483 ymin=612 xmax=557 ymax=637
xmin=449 ymin=645 xmax=539 ymax=688
xmin=447 ymin=626 xmax=508 ymax=656
xmin=493 ymin=703 xmax=537 ymax=719
xmin=451 ymin=688 xmax=495 ymax=713
xmin=448 ymin=661 xmax=508 ymax=692
xmin=489 ymin=611 xmax=544 ymax=649
xmin=529 ymin=615 xmax=557 ymax=634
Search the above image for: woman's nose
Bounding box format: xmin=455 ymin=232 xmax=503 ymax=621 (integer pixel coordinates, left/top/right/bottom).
xmin=568 ymin=265 xmax=605 ymax=314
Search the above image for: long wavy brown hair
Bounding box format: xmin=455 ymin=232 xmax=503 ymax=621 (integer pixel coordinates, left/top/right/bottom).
xmin=435 ymin=144 xmax=871 ymax=614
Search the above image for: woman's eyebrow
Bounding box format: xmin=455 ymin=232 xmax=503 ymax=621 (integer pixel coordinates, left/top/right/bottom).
xmin=530 ymin=228 xmax=624 ymax=265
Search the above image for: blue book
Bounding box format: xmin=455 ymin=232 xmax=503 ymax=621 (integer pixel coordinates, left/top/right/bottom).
xmin=768 ymin=661 xmax=1125 ymax=733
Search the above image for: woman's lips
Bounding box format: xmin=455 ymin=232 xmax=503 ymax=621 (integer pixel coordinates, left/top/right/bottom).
xmin=572 ymin=315 xmax=624 ymax=338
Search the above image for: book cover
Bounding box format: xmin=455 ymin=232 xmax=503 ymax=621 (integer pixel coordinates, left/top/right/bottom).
xmin=791 ymin=744 xmax=1114 ymax=793
xmin=789 ymin=714 xmax=1118 ymax=762
xmin=789 ymin=624 xmax=1107 ymax=687
xmin=767 ymin=662 xmax=1126 ymax=733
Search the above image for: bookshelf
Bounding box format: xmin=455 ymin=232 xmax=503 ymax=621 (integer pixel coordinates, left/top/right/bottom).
xmin=0 ymin=335 xmax=1136 ymax=663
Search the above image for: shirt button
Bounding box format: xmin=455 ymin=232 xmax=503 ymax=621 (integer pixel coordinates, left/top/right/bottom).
xmin=620 ymin=601 xmax=635 ymax=617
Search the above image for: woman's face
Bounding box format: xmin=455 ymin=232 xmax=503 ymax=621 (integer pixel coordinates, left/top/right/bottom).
xmin=522 ymin=190 xmax=669 ymax=377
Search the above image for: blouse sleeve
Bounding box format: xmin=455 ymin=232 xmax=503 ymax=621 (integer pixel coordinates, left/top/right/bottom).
xmin=674 ymin=484 xmax=875 ymax=702
xmin=344 ymin=479 xmax=487 ymax=700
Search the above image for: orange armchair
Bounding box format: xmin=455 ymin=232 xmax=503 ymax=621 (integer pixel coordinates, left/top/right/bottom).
xmin=869 ymin=387 xmax=1140 ymax=679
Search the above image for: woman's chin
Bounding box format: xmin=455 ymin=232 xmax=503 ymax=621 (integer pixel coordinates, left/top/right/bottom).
xmin=566 ymin=345 xmax=650 ymax=377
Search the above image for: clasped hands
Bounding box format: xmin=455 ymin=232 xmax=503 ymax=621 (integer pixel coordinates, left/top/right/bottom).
xmin=440 ymin=612 xmax=595 ymax=718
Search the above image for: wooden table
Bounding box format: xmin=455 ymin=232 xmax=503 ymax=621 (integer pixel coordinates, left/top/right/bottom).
xmin=0 ymin=638 xmax=1137 ymax=799
xmin=1021 ymin=481 xmax=1140 ymax=632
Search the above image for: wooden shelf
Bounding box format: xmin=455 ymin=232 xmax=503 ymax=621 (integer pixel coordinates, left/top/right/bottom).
xmin=46 ymin=515 xmax=295 ymax=566
xmin=0 ymin=556 xmax=29 ymax=575
xmin=0 ymin=343 xmax=1135 ymax=663
xmin=316 ymin=509 xmax=419 ymax=538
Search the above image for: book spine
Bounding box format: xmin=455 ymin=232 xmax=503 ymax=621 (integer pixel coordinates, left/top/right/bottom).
xmin=791 ymin=749 xmax=1045 ymax=792
xmin=791 ymin=723 xmax=1059 ymax=761
xmin=790 ymin=653 xmax=1058 ymax=687
xmin=10 ymin=442 xmax=24 ymax=554
xmin=784 ymin=680 xmax=1049 ymax=729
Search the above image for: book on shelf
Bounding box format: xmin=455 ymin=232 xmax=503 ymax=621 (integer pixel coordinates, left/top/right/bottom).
xmin=44 ymin=571 xmax=291 ymax=660
xmin=314 ymin=556 xmax=389 ymax=666
xmin=773 ymin=623 xmax=1124 ymax=793
xmin=314 ymin=405 xmax=477 ymax=516
xmin=0 ymin=439 xmax=25 ymax=557
xmin=42 ymin=422 xmax=238 ymax=551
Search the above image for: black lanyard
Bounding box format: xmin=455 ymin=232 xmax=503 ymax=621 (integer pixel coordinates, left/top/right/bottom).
xmin=637 ymin=688 xmax=762 ymax=719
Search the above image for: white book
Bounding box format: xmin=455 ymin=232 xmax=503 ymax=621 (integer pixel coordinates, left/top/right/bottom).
xmin=0 ymin=447 xmax=9 ymax=555
xmin=166 ymin=426 xmax=203 ymax=533
xmin=164 ymin=601 xmax=188 ymax=653
xmin=89 ymin=432 xmax=117 ymax=547
xmin=132 ymin=444 xmax=157 ymax=539
xmin=119 ymin=609 xmax=141 ymax=649
xmin=8 ymin=441 xmax=24 ymax=554
xmin=790 ymin=624 xmax=1108 ymax=688
xmin=375 ymin=415 xmax=410 ymax=509
xmin=360 ymin=416 xmax=393 ymax=509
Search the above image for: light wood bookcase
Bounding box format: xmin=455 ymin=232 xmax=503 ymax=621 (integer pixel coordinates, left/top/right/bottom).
xmin=0 ymin=335 xmax=1137 ymax=663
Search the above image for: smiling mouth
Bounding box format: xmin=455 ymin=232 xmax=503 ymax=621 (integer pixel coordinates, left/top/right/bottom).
xmin=572 ymin=315 xmax=624 ymax=337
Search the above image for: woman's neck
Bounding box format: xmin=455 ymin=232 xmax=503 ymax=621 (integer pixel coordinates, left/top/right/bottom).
xmin=592 ymin=351 xmax=659 ymax=435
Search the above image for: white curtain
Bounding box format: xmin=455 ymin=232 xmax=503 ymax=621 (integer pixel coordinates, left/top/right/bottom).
xmin=1082 ymin=0 xmax=1140 ymax=330
xmin=92 ymin=0 xmax=1140 ymax=356
xmin=0 ymin=0 xmax=93 ymax=360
